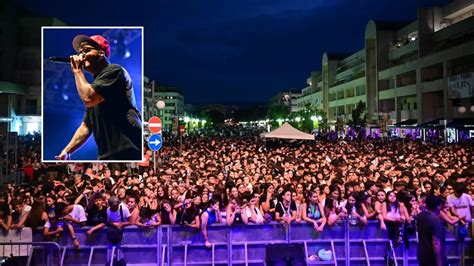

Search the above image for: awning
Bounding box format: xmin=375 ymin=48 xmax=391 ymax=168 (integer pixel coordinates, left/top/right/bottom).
xmin=447 ymin=118 xmax=474 ymax=129
xmin=419 ymin=119 xmax=444 ymax=128
xmin=393 ymin=119 xmax=417 ymax=127
xmin=0 ymin=81 xmax=27 ymax=95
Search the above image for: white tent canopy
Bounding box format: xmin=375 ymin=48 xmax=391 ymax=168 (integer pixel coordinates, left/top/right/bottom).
xmin=260 ymin=122 xmax=315 ymax=140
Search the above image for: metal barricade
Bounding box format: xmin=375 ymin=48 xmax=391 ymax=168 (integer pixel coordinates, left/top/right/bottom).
xmin=0 ymin=241 xmax=61 ymax=266
xmin=13 ymin=221 xmax=474 ymax=265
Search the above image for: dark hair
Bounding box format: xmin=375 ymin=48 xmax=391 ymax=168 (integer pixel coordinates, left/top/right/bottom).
xmin=161 ymin=199 xmax=172 ymax=210
xmin=55 ymin=202 xmax=66 ymax=217
xmin=385 ymin=191 xmax=399 ymax=212
xmin=90 ymin=179 xmax=100 ymax=187
xmin=279 ymin=187 xmax=292 ymax=202
xmin=208 ymin=198 xmax=219 ymax=206
xmin=453 ymin=183 xmax=465 ymax=195
xmin=329 ymin=185 xmax=341 ymax=201
xmin=346 ymin=192 xmax=361 ymax=212
xmin=325 ymin=197 xmax=335 ymax=212
xmin=26 ymin=197 xmax=46 ymax=230
xmin=11 ymin=199 xmax=22 ymax=207
xmin=425 ymin=195 xmax=443 ymax=211
xmin=365 ymin=181 xmax=375 ymax=190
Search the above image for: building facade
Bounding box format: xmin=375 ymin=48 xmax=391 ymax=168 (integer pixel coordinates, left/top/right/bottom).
xmin=143 ymin=76 xmax=184 ymax=133
xmin=270 ymin=90 xmax=302 ymax=113
xmin=0 ymin=0 xmax=66 ymax=135
xmin=294 ymin=0 xmax=474 ymax=127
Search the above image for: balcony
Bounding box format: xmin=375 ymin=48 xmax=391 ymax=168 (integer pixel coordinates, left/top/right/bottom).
xmin=389 ymin=39 xmax=418 ymax=60
xmin=397 ymin=84 xmax=417 ymax=98
xmin=433 ymin=16 xmax=474 ymax=42
xmin=421 ymin=78 xmax=444 ymax=93
xmin=379 ymin=60 xmax=418 ymax=80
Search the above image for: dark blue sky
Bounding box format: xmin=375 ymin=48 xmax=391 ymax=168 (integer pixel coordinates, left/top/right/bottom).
xmin=21 ymin=0 xmax=448 ymax=105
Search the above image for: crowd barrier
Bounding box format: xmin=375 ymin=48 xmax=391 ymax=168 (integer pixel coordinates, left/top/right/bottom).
xmin=1 ymin=221 xmax=471 ymax=266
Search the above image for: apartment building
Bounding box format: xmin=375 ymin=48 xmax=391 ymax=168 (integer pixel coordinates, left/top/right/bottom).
xmin=270 ymin=90 xmax=302 ymax=113
xmin=295 ymin=0 xmax=474 ymax=127
xmin=143 ymin=76 xmax=184 ymax=132
xmin=0 ymin=0 xmax=66 ymax=135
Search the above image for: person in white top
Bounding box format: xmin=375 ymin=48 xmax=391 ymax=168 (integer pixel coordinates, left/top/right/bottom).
xmin=242 ymin=193 xmax=265 ymax=224
xmin=43 ymin=202 xmax=81 ymax=248
xmin=448 ymin=183 xmax=474 ymax=224
xmin=62 ymin=204 xmax=87 ymax=226
xmin=382 ymin=191 xmax=407 ymax=242
xmin=10 ymin=199 xmax=31 ymax=230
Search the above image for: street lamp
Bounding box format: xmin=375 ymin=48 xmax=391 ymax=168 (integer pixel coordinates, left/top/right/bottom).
xmin=183 ymin=116 xmax=190 ymax=131
xmin=311 ymin=115 xmax=321 ymax=130
xmin=156 ymin=100 xmax=165 ymax=131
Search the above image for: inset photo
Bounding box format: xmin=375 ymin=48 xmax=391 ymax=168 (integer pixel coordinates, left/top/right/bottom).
xmin=42 ymin=27 xmax=144 ymax=162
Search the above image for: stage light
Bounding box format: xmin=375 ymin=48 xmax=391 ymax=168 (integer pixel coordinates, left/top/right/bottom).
xmin=124 ymin=49 xmax=131 ymax=59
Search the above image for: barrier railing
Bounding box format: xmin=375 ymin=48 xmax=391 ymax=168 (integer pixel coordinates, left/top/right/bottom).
xmin=20 ymin=221 xmax=474 ymax=265
xmin=0 ymin=241 xmax=61 ymax=266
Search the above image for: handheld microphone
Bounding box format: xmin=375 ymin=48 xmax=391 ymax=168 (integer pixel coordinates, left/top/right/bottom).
xmin=48 ymin=56 xmax=70 ymax=63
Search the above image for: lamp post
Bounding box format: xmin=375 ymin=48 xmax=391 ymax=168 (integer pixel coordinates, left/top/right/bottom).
xmin=311 ymin=115 xmax=322 ymax=131
xmin=156 ymin=100 xmax=166 ymax=123
xmin=184 ymin=116 xmax=190 ymax=132
xmin=154 ymin=100 xmax=165 ymax=173
xmin=277 ymin=118 xmax=283 ymax=126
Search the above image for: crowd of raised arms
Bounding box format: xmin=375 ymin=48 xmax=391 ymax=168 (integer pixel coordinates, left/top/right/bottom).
xmin=0 ymin=127 xmax=473 ymax=248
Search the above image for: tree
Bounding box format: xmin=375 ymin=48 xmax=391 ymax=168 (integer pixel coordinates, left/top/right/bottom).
xmin=201 ymin=109 xmax=225 ymax=125
xmin=348 ymin=100 xmax=367 ymax=134
xmin=268 ymin=104 xmax=290 ymax=122
xmin=234 ymin=104 xmax=268 ymax=122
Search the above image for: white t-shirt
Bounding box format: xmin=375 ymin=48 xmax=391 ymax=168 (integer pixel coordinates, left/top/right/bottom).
xmin=107 ymin=203 xmax=131 ymax=223
xmin=244 ymin=206 xmax=264 ymax=224
xmin=21 ymin=205 xmax=32 ymax=221
xmin=448 ymin=193 xmax=473 ymax=221
xmin=70 ymin=204 xmax=87 ymax=223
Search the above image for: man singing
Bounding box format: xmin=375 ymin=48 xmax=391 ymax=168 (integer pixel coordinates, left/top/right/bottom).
xmin=55 ymin=34 xmax=142 ymax=161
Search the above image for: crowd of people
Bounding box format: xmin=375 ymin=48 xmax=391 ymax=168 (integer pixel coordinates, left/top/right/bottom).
xmin=0 ymin=128 xmax=473 ymax=250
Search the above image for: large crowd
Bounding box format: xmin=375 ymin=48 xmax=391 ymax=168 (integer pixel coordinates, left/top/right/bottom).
xmin=0 ymin=128 xmax=473 ymax=249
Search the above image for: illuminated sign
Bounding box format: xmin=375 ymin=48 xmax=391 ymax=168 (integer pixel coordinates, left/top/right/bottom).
xmin=447 ymin=128 xmax=458 ymax=143
xmin=469 ymin=130 xmax=474 ymax=139
xmin=0 ymin=117 xmax=13 ymax=122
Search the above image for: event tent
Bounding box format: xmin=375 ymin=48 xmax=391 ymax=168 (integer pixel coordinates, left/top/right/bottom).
xmin=260 ymin=122 xmax=315 ymax=140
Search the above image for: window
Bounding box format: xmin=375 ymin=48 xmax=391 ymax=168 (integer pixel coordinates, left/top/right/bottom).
xmin=337 ymin=106 xmax=345 ymax=115
xmin=329 ymin=93 xmax=336 ymax=101
xmin=346 ymin=88 xmax=355 ymax=98
xmin=356 ymin=85 xmax=366 ymax=96
xmin=329 ymin=107 xmax=336 ymax=118
xmin=346 ymin=104 xmax=355 ymax=114
xmin=26 ymin=99 xmax=37 ymax=114
xmin=337 ymin=91 xmax=345 ymax=100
